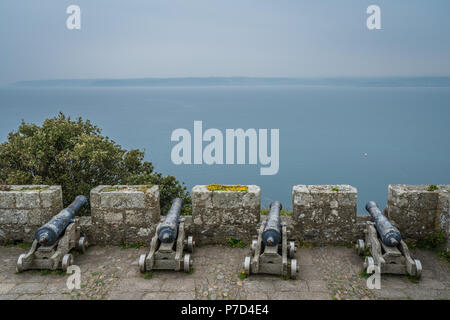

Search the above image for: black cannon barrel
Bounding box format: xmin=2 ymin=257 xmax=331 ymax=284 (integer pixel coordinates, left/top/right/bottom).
xmin=35 ymin=195 xmax=88 ymax=246
xmin=366 ymin=201 xmax=402 ymax=247
xmin=158 ymin=198 xmax=183 ymax=243
xmin=262 ymin=201 xmax=282 ymax=246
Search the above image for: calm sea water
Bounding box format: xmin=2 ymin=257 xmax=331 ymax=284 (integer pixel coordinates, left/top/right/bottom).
xmin=1 ymin=85 xmax=449 ymax=213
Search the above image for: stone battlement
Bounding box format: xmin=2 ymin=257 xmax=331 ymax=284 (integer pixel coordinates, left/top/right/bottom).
xmin=0 ymin=184 xmax=448 ymax=249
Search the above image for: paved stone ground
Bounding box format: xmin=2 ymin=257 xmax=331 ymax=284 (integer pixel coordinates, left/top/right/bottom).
xmin=0 ymin=245 xmax=448 ymax=300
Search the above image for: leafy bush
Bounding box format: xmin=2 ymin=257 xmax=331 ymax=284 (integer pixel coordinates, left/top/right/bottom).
xmin=0 ymin=112 xmax=191 ymax=214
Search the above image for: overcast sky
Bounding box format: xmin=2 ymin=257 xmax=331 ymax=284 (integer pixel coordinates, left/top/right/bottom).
xmin=1 ymin=0 xmax=450 ymax=84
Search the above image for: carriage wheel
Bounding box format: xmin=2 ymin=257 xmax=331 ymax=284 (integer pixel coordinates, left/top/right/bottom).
xmin=290 ymin=259 xmax=298 ymax=279
xmin=16 ymin=254 xmax=26 ymax=273
xmin=138 ymin=254 xmax=147 ymax=273
xmin=187 ymin=236 xmax=194 ymax=253
xmin=357 ymin=239 xmax=365 ymax=256
xmin=243 ymin=256 xmax=251 ymax=275
xmin=62 ymin=254 xmax=73 ymax=271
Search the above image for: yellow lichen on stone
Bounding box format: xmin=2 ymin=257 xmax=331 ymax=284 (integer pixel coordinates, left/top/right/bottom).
xmin=206 ymin=184 xmax=248 ymax=192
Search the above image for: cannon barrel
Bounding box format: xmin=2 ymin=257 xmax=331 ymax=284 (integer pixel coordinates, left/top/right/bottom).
xmin=262 ymin=201 xmax=282 ymax=246
xmin=35 ymin=195 xmax=88 ymax=246
xmin=366 ymin=201 xmax=402 ymax=247
xmin=158 ymin=198 xmax=183 ymax=243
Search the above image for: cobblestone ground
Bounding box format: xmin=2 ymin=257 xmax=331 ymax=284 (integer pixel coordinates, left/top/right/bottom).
xmin=0 ymin=245 xmax=448 ymax=300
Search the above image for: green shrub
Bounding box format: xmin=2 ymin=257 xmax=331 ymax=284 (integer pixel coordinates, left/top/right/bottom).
xmin=0 ymin=112 xmax=191 ymax=215
xmin=427 ymin=184 xmax=438 ymax=192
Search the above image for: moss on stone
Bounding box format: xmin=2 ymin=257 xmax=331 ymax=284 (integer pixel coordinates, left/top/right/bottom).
xmin=206 ymin=184 xmax=248 ymax=192
xmin=102 ymin=185 xmax=152 ymax=193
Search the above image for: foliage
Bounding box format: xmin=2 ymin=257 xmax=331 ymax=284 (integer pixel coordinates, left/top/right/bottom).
xmin=427 ymin=184 xmax=438 ymax=192
xmin=0 ymin=112 xmax=191 ymax=214
xmin=226 ymin=237 xmax=246 ymax=248
xmin=416 ymin=230 xmax=446 ymax=249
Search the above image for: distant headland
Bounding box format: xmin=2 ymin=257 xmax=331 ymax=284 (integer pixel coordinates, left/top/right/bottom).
xmin=12 ymin=76 xmax=450 ymax=88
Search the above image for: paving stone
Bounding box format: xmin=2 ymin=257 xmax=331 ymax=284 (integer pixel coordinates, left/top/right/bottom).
xmin=0 ymin=283 xmax=15 ymax=294
xmin=0 ymin=245 xmax=448 ymax=300
xmin=307 ymin=280 xmax=328 ymax=292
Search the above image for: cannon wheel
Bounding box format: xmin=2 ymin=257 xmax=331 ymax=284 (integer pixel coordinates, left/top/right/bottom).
xmin=78 ymin=237 xmax=88 ymax=253
xmin=357 ymin=239 xmax=365 ymax=256
xmin=290 ymin=259 xmax=297 ymax=279
xmin=138 ymin=254 xmax=146 ymax=273
xmin=243 ymin=256 xmax=251 ymax=275
xmin=184 ymin=254 xmax=191 ymax=273
xmin=187 ymin=236 xmax=194 ymax=253
xmin=16 ymin=254 xmax=26 ymax=273
xmin=62 ymin=254 xmax=73 ymax=271
xmin=364 ymin=256 xmax=375 ymax=271
xmin=251 ymin=240 xmax=258 ymax=255
xmin=289 ymin=241 xmax=296 ymax=258
xmin=414 ymin=259 xmax=422 ymax=278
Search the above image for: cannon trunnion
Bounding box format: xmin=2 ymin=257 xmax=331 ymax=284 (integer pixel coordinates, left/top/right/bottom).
xmin=356 ymin=201 xmax=422 ymax=278
xmin=139 ymin=198 xmax=194 ymax=273
xmin=16 ymin=196 xmax=89 ymax=272
xmin=243 ymin=201 xmax=298 ymax=279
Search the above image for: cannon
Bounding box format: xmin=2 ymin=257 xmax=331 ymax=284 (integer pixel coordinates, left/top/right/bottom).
xmin=16 ymin=196 xmax=89 ymax=272
xmin=139 ymin=198 xmax=194 ymax=273
xmin=243 ymin=201 xmax=298 ymax=278
xmin=356 ymin=201 xmax=422 ymax=278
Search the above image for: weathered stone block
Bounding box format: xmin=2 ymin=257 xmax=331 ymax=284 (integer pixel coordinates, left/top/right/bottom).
xmin=191 ymin=185 xmax=260 ymax=244
xmin=90 ymin=185 xmax=160 ymax=245
xmin=0 ymin=185 xmax=63 ymax=243
xmin=387 ymin=185 xmax=450 ymax=241
xmin=292 ymin=185 xmax=358 ymax=244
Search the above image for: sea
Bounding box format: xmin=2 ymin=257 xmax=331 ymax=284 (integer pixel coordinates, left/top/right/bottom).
xmin=1 ymin=84 xmax=449 ymax=213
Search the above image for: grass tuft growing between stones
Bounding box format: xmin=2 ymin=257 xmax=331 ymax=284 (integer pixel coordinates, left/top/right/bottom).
xmin=437 ymin=250 xmax=450 ymax=264
xmin=405 ymin=275 xmax=420 ymax=284
xmin=331 ymin=187 xmax=339 ymax=192
xmin=260 ymin=208 xmax=292 ymax=216
xmin=359 ymin=269 xmax=371 ymax=279
xmin=40 ymin=269 xmax=66 ymax=276
xmin=427 ymin=184 xmax=438 ymax=192
xmin=226 ymin=237 xmax=246 ymax=248
xmin=142 ymin=272 xmax=153 ymax=279
xmin=238 ymin=270 xmax=248 ymax=280
xmin=120 ymin=241 xmax=147 ymax=250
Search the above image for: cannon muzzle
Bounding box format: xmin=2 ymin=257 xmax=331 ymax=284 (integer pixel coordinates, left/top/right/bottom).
xmin=158 ymin=198 xmax=183 ymax=243
xmin=35 ymin=195 xmax=88 ymax=246
xmin=262 ymin=201 xmax=282 ymax=247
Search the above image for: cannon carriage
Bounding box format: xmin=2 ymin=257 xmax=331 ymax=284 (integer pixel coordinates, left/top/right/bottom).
xmin=139 ymin=198 xmax=194 ymax=273
xmin=356 ymin=201 xmax=422 ymax=278
xmin=243 ymin=201 xmax=298 ymax=279
xmin=16 ymin=196 xmax=89 ymax=272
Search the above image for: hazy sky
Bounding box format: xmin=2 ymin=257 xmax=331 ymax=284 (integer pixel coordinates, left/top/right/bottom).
xmin=1 ymin=0 xmax=450 ymax=84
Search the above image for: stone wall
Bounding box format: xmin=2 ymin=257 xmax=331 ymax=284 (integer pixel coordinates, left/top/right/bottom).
xmin=437 ymin=190 xmax=450 ymax=251
xmin=191 ymin=185 xmax=260 ymax=244
xmin=90 ymin=185 xmax=160 ymax=245
xmin=0 ymin=185 xmax=63 ymax=243
xmin=292 ymin=185 xmax=359 ymax=244
xmin=388 ymin=185 xmax=450 ymax=249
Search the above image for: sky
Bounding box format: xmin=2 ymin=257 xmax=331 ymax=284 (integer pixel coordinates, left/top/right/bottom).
xmin=1 ymin=0 xmax=450 ymax=84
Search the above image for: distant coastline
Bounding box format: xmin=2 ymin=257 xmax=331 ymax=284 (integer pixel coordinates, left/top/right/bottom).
xmin=11 ymin=76 xmax=450 ymax=88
